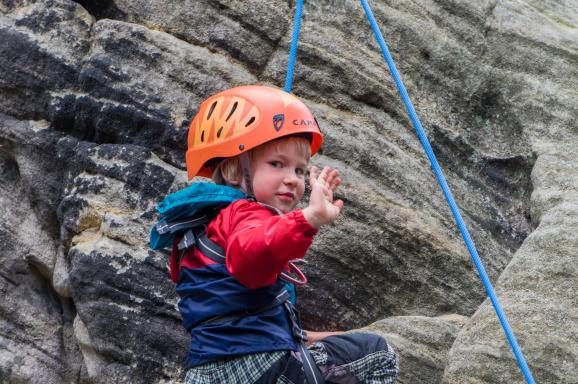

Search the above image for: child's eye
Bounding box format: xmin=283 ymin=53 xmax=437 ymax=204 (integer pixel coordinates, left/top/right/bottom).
xmin=269 ymin=161 xmax=283 ymax=168
xmin=295 ymin=168 xmax=305 ymax=176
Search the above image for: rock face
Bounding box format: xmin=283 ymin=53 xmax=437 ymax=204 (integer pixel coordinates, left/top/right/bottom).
xmin=363 ymin=314 xmax=468 ymax=384
xmin=0 ymin=0 xmax=576 ymax=383
xmin=442 ymin=143 xmax=578 ymax=384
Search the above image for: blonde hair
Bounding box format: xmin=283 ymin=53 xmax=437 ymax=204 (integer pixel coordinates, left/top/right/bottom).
xmin=212 ymin=136 xmax=311 ymax=187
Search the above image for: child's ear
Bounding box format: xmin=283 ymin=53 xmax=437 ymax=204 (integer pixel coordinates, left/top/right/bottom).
xmin=219 ymin=164 xmax=241 ymax=186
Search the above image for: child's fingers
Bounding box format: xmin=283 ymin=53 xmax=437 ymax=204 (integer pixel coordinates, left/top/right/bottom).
xmin=324 ymin=168 xmax=335 ymax=184
xmin=318 ymin=166 xmax=330 ymax=183
xmin=322 ymin=168 xmax=340 ymax=193
xmin=326 ymin=169 xmax=340 ymax=190
xmin=330 ymin=177 xmax=341 ymax=192
xmin=309 ymin=166 xmax=319 ymax=185
xmin=314 ymin=167 xmax=341 ymax=199
xmin=334 ymin=199 xmax=344 ymax=210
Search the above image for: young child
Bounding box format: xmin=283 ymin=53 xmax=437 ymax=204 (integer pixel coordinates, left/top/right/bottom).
xmin=155 ymin=85 xmax=398 ymax=383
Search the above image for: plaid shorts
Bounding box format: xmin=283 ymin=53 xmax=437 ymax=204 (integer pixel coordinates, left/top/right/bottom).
xmin=185 ymin=332 xmax=398 ymax=384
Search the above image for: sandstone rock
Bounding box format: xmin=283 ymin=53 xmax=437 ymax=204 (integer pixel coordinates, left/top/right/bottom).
xmin=440 ymin=0 xmax=578 ymax=381
xmin=96 ymin=0 xmax=291 ymax=70
xmin=0 ymin=0 xmax=92 ymax=119
xmin=0 ymin=0 xmax=576 ymax=383
xmin=57 ymin=137 xmax=190 ymax=382
xmin=363 ymin=314 xmax=468 ymax=384
xmin=4 ymin=0 xmax=532 ymax=330
xmin=73 ymin=314 xmax=106 ymax=378
xmin=52 ymin=245 xmax=71 ymax=298
xmin=52 ymin=16 xmax=258 ymax=169
xmin=443 ymin=143 xmax=578 ymax=384
xmin=0 ymin=117 xmax=79 ymax=383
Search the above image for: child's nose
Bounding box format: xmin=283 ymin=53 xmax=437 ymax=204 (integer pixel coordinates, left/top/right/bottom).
xmin=283 ymin=171 xmax=299 ymax=185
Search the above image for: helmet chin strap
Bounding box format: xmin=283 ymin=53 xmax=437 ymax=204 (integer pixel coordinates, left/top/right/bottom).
xmin=239 ymin=153 xmax=255 ymax=198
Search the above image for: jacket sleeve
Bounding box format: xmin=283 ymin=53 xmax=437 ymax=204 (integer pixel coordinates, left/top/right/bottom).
xmin=225 ymin=201 xmax=317 ymax=289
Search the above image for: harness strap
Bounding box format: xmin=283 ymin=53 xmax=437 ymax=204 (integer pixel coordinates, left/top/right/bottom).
xmin=284 ymin=300 xmax=325 ymax=384
xmin=197 ymin=290 xmax=325 ymax=384
xmin=164 ymin=209 xmax=323 ymax=382
xmin=284 ymin=300 xmax=306 ymax=342
xmin=156 ymin=215 xmax=208 ymax=235
xmin=200 ymin=289 xmax=291 ymax=327
xmin=196 ymin=232 xmax=226 ymax=263
xmin=196 ymin=231 xmax=307 ymax=287
xmin=299 ymin=343 xmax=324 ymax=384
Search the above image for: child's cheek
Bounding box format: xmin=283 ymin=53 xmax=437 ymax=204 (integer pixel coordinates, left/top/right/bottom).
xmin=297 ymin=182 xmax=305 ymax=201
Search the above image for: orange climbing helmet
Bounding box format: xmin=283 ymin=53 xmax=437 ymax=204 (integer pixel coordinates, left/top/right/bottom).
xmin=186 ymin=85 xmax=323 ymax=179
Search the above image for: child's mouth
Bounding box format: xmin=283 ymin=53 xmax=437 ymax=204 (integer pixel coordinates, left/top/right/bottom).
xmin=277 ymin=192 xmax=294 ymax=201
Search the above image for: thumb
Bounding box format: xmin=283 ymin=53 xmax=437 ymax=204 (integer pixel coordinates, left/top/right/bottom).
xmin=334 ymin=199 xmax=344 ymax=211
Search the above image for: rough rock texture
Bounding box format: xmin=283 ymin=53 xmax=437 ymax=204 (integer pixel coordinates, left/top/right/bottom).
xmin=57 ymin=135 xmax=189 ymax=382
xmin=0 ymin=116 xmax=79 ymax=384
xmin=363 ymin=314 xmax=468 ymax=384
xmin=0 ymin=0 xmax=576 ymax=383
xmin=443 ymin=142 xmax=578 ymax=384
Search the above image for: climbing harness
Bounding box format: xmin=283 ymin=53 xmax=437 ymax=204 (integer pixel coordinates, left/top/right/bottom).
xmin=284 ymin=1 xmax=536 ymax=383
xmin=173 ymin=224 xmax=322 ymax=383
xmin=151 ymin=182 xmax=308 ymax=286
xmin=151 ymin=182 xmax=322 ymax=382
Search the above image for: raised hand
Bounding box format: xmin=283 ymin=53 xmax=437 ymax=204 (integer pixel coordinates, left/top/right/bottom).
xmin=302 ymin=166 xmax=344 ymax=229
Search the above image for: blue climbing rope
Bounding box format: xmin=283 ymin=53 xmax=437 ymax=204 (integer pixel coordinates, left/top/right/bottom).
xmin=358 ymin=1 xmax=536 ymax=383
xmin=283 ymin=1 xmax=536 ymax=381
xmin=285 ymin=0 xmax=305 ymax=93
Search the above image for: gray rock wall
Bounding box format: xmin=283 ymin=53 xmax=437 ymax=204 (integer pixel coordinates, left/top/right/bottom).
xmin=1 ymin=0 xmax=576 ymax=383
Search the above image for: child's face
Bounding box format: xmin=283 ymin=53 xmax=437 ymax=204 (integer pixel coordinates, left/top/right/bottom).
xmin=247 ymin=140 xmax=309 ymax=214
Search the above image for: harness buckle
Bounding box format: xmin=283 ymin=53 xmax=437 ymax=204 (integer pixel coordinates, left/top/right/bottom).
xmin=155 ymin=221 xmax=170 ymax=235
xmin=178 ymin=229 xmax=197 ymax=251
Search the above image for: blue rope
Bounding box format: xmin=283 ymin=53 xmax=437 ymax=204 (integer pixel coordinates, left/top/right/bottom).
xmin=358 ymin=1 xmax=536 ymax=382
xmin=285 ymin=0 xmax=305 ymax=93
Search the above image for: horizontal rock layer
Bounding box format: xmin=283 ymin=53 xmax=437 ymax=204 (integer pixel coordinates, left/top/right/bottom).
xmin=0 ymin=0 xmax=576 ymax=383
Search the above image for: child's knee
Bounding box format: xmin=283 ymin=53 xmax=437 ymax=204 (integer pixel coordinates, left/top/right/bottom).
xmin=355 ymin=333 xmax=399 ymax=375
xmin=311 ymin=332 xmax=393 ymax=363
xmin=355 ymin=333 xmax=399 ymax=381
xmin=362 ymin=332 xmax=390 ymax=353
xmin=310 ymin=332 xmax=399 ymax=382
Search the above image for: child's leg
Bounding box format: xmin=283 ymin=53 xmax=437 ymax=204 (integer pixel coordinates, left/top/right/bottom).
xmin=308 ymin=332 xmax=399 ymax=384
xmin=185 ymin=351 xmax=286 ymax=384
xmin=255 ymin=333 xmax=398 ymax=384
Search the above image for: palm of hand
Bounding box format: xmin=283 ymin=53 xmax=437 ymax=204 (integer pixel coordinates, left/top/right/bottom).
xmin=308 ymin=166 xmax=343 ymax=226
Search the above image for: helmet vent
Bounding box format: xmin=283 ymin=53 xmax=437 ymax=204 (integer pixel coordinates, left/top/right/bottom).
xmin=217 ymin=126 xmax=224 ymax=138
xmin=201 ymin=131 xmax=205 ymax=142
xmin=207 ymin=101 xmax=217 ymax=120
xmin=245 ymin=116 xmax=256 ymax=127
xmin=226 ymin=102 xmax=238 ymax=121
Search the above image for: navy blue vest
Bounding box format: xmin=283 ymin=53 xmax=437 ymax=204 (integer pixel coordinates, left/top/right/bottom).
xmin=177 ymin=263 xmax=298 ymax=368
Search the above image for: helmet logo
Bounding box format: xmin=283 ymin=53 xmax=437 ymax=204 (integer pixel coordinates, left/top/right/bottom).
xmin=273 ymin=114 xmax=285 ymax=131
xmin=292 ymin=119 xmax=317 ymax=127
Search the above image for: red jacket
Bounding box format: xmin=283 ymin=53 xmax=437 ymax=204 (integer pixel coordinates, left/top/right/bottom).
xmin=174 ymin=199 xmax=317 ymax=288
